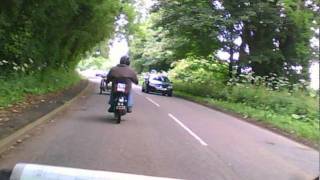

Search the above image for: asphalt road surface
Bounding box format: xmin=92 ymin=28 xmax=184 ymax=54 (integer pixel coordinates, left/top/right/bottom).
xmin=0 ymin=79 xmax=318 ymax=180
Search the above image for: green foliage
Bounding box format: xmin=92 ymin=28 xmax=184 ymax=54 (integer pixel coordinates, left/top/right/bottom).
xmin=129 ymin=0 xmax=319 ymax=144
xmin=169 ymin=56 xmax=228 ymax=88
xmin=130 ymin=0 xmax=224 ymax=72
xmin=278 ymin=0 xmax=315 ymax=80
xmin=155 ymin=0 xmax=221 ymax=58
xmin=77 ymin=56 xmax=113 ymax=71
xmin=170 ymin=55 xmax=319 ymax=144
xmin=173 ymin=83 xmax=318 ymax=121
xmin=130 ymin=0 xmax=318 ymax=83
xmin=0 ymin=69 xmax=81 ymax=107
xmin=169 ymin=56 xmax=230 ymax=101
xmin=175 ymin=91 xmax=319 ymax=143
xmin=130 ymin=15 xmax=175 ymax=72
xmin=222 ymin=0 xmax=317 ymax=79
xmin=227 ymin=73 xmax=311 ymax=92
xmin=229 ymin=86 xmax=317 ymax=120
xmin=174 ymin=76 xmax=319 ymax=123
xmin=0 ymin=0 xmax=121 ymax=75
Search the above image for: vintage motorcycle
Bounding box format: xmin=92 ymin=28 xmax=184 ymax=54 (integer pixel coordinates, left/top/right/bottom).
xmin=110 ymin=82 xmax=128 ymax=124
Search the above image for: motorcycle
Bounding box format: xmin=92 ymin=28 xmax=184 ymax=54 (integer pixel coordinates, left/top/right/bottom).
xmin=111 ymin=82 xmax=128 ymax=124
xmin=99 ymin=75 xmax=108 ymax=94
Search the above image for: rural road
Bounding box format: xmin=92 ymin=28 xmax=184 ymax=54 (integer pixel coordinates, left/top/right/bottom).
xmin=0 ymin=78 xmax=318 ymax=180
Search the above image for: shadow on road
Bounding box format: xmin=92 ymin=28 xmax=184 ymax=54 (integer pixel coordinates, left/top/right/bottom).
xmin=98 ymin=92 xmax=111 ymax=96
xmin=78 ymin=114 xmax=120 ymax=124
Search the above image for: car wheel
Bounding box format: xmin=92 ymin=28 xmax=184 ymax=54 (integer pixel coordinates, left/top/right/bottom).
xmin=168 ymin=91 xmax=173 ymax=97
xmin=146 ymin=86 xmax=150 ymax=93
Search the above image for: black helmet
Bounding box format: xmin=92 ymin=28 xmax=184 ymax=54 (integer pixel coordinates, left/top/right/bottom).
xmin=120 ymin=56 xmax=130 ymax=65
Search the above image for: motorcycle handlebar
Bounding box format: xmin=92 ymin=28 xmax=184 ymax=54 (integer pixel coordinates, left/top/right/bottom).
xmin=0 ymin=170 xmax=11 ymax=180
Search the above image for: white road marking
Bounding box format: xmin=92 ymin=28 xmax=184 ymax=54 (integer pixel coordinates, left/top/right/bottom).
xmin=146 ymin=97 xmax=160 ymax=107
xmin=168 ymin=113 xmax=208 ymax=146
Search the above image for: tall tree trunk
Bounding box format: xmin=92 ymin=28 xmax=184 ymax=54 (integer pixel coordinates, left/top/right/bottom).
xmin=229 ymin=46 xmax=234 ymax=78
xmin=238 ymin=24 xmax=250 ymax=76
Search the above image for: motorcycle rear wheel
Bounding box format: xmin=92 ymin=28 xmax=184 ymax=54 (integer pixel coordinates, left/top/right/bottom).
xmin=116 ymin=113 xmax=121 ymax=124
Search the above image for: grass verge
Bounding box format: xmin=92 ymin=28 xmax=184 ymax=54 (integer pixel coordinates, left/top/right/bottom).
xmin=0 ymin=69 xmax=81 ymax=108
xmin=174 ymin=91 xmax=319 ymax=147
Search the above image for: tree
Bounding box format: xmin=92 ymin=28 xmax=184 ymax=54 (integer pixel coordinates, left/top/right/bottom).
xmin=155 ymin=0 xmax=221 ymax=58
xmin=130 ymin=17 xmax=175 ymax=72
xmin=130 ymin=0 xmax=318 ymax=84
xmin=0 ymin=0 xmax=121 ymax=75
xmin=222 ymin=0 xmax=317 ymax=81
xmin=278 ymin=0 xmax=316 ymax=81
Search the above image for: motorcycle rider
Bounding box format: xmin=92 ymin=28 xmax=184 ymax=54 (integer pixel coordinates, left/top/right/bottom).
xmin=106 ymin=56 xmax=138 ymax=113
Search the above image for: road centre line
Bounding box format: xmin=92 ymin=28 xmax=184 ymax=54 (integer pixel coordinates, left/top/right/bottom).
xmin=168 ymin=113 xmax=208 ymax=146
xmin=145 ymin=97 xmax=160 ymax=107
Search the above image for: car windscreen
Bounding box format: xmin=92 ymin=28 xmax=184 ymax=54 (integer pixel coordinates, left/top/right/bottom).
xmin=152 ymin=76 xmax=170 ymax=83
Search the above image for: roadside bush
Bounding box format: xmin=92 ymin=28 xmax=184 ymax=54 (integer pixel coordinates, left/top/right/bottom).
xmin=0 ymin=69 xmax=81 ymax=107
xmin=169 ymin=56 xmax=228 ymax=97
xmin=170 ymin=56 xmax=319 ymax=128
xmin=170 ymin=56 xmax=228 ymax=83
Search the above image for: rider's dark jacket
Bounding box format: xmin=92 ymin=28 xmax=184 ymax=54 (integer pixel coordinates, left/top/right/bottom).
xmin=106 ymin=64 xmax=138 ymax=93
